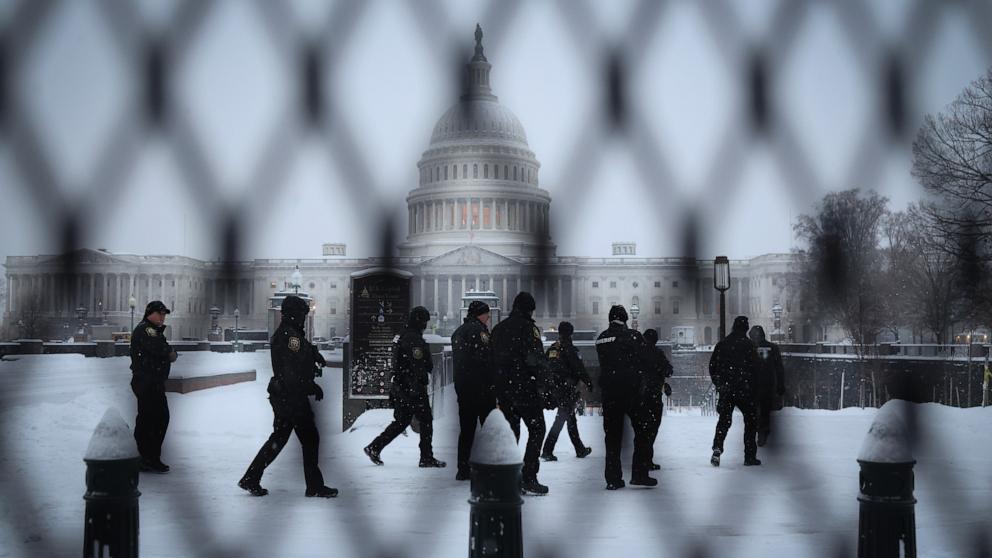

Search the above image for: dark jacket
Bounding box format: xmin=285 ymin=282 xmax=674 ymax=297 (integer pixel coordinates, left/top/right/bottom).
xmin=750 ymin=326 xmax=785 ymax=401
xmin=269 ymin=319 xmax=322 ymax=402
xmin=491 ymin=309 xmax=548 ymax=409
xmin=130 ymin=320 xmax=172 ymax=383
xmin=643 ymin=344 xmax=674 ymax=393
xmin=709 ymin=329 xmax=759 ymax=395
xmin=452 ymin=316 xmax=496 ymax=408
xmin=546 ymin=338 xmax=591 ymax=406
xmin=390 ymin=326 xmax=433 ymax=404
xmin=595 ymin=321 xmax=649 ymax=403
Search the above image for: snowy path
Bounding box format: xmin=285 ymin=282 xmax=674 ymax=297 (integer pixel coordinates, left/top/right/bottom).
xmin=1 ymin=353 xmax=990 ymax=557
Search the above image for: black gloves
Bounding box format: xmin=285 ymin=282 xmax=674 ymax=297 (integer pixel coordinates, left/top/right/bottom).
xmin=168 ymin=351 xmax=178 ymax=363
xmin=663 ymin=382 xmax=672 ymax=397
xmin=312 ymin=384 xmax=324 ymax=401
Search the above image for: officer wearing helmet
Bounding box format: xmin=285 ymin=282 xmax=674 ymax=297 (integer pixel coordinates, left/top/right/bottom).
xmin=239 ymin=295 xmax=337 ymax=498
xmin=595 ymin=305 xmax=656 ymax=490
xmin=364 ymin=306 xmax=446 ymax=468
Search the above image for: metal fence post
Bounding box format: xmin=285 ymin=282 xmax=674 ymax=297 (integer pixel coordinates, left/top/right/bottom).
xmin=857 ymin=401 xmax=916 ymax=558
xmin=83 ymin=408 xmax=141 ymax=558
xmin=468 ymin=412 xmax=523 ymax=557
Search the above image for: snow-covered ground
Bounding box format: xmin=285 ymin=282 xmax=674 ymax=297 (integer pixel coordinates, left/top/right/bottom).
xmin=1 ymin=353 xmax=990 ymax=557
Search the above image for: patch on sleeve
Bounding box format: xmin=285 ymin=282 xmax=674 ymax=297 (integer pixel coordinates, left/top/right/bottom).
xmin=532 ymin=326 xmax=541 ymax=341
xmin=595 ymin=336 xmax=616 ymax=345
xmin=548 ymin=350 xmax=559 ymax=359
xmin=412 ymin=347 xmax=424 ymax=360
xmin=145 ymin=327 xmax=157 ymax=337
xmin=288 ymin=337 xmax=301 ymax=352
xmin=393 ymin=335 xmax=400 ymax=343
xmin=479 ymin=331 xmax=490 ymax=344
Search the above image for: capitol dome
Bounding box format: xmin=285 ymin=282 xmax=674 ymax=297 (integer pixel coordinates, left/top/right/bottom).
xmin=399 ymin=24 xmax=555 ymax=261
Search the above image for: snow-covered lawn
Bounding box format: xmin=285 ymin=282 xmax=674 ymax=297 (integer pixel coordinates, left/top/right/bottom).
xmin=1 ymin=353 xmax=990 ymax=557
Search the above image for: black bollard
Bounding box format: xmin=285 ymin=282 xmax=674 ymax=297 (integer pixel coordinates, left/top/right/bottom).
xmin=857 ymin=400 xmax=917 ymax=558
xmin=468 ymin=411 xmax=524 ymax=557
xmin=83 ymin=409 xmax=141 ymax=558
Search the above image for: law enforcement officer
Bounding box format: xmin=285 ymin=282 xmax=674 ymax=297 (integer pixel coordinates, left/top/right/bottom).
xmin=641 ymin=329 xmax=674 ymax=471
xmin=541 ymin=321 xmax=593 ymax=461
xmin=130 ymin=300 xmax=177 ymax=473
xmin=710 ymin=315 xmax=761 ymax=467
xmin=239 ymin=295 xmax=338 ymax=497
xmin=595 ymin=305 xmax=656 ymax=489
xmin=451 ymin=300 xmax=497 ymax=480
xmin=748 ymin=325 xmax=785 ymax=447
xmin=491 ymin=292 xmax=550 ymax=495
xmin=364 ymin=306 xmax=446 ymax=468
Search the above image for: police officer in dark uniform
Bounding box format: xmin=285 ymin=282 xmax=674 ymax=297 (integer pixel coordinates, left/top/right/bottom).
xmin=595 ymin=305 xmax=655 ymax=489
xmin=748 ymin=325 xmax=785 ymax=447
xmin=452 ymin=300 xmax=497 ymax=481
xmin=710 ymin=315 xmax=761 ymax=467
xmin=541 ymin=321 xmax=593 ymax=461
xmin=641 ymin=329 xmax=674 ymax=471
xmin=130 ymin=300 xmax=177 ymax=473
xmin=239 ymin=295 xmax=338 ymax=498
xmin=491 ymin=292 xmax=550 ymax=495
xmin=364 ymin=306 xmax=446 ymax=468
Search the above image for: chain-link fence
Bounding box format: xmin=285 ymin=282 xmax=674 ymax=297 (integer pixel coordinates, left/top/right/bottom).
xmin=2 ymin=0 xmax=992 ymax=556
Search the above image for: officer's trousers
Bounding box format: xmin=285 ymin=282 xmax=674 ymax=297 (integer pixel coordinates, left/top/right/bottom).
xmin=602 ymin=394 xmax=651 ymax=483
xmin=244 ymin=397 xmax=325 ymax=491
xmin=542 ymin=400 xmax=584 ymax=456
xmin=131 ymin=377 xmax=170 ymax=462
xmin=457 ymin=397 xmax=496 ymax=474
xmin=370 ymin=398 xmax=435 ymax=460
xmin=502 ymin=404 xmax=545 ymax=483
xmin=712 ymin=390 xmax=758 ymax=460
xmin=639 ymin=388 xmax=664 ymax=464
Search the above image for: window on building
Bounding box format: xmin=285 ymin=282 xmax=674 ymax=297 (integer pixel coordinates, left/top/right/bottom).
xmin=513 ymin=166 xmax=518 ymax=180
xmin=330 ymin=308 xmax=337 ymax=315
xmin=654 ymin=281 xmax=661 ymax=288
xmin=453 ymin=165 xmax=457 ymax=179
xmin=444 ymin=166 xmax=448 ymax=180
xmin=592 ymin=301 xmax=600 ymax=315
xmin=270 ymin=281 xmax=276 ymax=288
xmin=330 ymin=282 xmax=337 ymax=289
xmin=504 ymin=164 xmax=508 ymax=179
xmin=654 ymin=302 xmax=661 ymax=314
xmin=309 ymin=282 xmax=315 ymax=289
xmin=494 ymin=165 xmax=499 ymax=179
xmin=171 ymin=280 xmax=175 ymax=287
xmin=672 ymin=299 xmax=680 ymax=314
xmin=484 ymin=164 xmax=489 ymax=178
xmin=592 ymin=281 xmax=599 ymax=288
xmin=463 ymin=164 xmax=467 ymax=177
xmin=473 ymin=164 xmax=478 ymax=178
xmin=610 ymin=281 xmax=617 ymax=288
xmin=672 ymin=280 xmax=679 ymax=288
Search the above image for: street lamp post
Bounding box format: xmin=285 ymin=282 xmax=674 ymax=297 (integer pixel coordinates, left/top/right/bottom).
xmin=630 ymin=303 xmax=640 ymax=332
xmin=128 ymin=295 xmax=136 ymax=331
xmin=75 ymin=305 xmax=88 ymax=340
xmin=98 ymin=300 xmax=105 ymax=324
xmin=713 ymin=256 xmax=731 ymax=341
xmin=233 ymin=307 xmax=240 ymax=351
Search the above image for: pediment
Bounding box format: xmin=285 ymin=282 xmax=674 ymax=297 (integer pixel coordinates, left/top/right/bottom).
xmin=421 ymin=246 xmax=519 ymax=269
xmin=41 ymin=248 xmax=133 ymax=267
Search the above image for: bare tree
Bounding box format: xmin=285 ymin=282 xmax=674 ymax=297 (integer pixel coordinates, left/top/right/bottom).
xmin=885 ymin=206 xmax=963 ymax=346
xmin=792 ymin=189 xmax=890 ymax=354
xmin=912 ymin=68 xmax=992 ymax=317
xmin=15 ymin=291 xmax=45 ymax=339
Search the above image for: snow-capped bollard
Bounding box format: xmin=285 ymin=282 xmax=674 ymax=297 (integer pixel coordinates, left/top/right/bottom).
xmin=83 ymin=408 xmax=141 ymax=558
xmin=468 ymin=410 xmax=524 ymax=558
xmin=857 ymin=400 xmax=917 ymax=558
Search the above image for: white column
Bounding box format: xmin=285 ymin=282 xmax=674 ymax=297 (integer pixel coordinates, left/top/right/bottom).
xmin=433 ymin=277 xmax=439 ymax=313
xmin=557 ymin=276 xmax=563 ymax=317
xmin=447 ymin=276 xmax=452 ymax=317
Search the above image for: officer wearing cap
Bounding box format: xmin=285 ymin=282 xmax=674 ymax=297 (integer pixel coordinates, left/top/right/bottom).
xmin=451 ymin=300 xmax=497 ymax=480
xmin=239 ymin=295 xmax=338 ymax=498
xmin=364 ymin=306 xmax=446 ymax=468
xmin=491 ymin=292 xmax=550 ymax=495
xmin=130 ymin=300 xmax=178 ymax=473
xmin=709 ymin=315 xmax=761 ymax=467
xmin=541 ymin=321 xmax=593 ymax=461
xmin=595 ymin=305 xmax=656 ymax=489
xmin=641 ymin=328 xmax=674 ymax=471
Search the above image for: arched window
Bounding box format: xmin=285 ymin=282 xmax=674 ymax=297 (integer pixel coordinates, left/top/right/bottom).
xmin=513 ymin=166 xmax=518 ymax=180
xmin=453 ymin=165 xmax=458 ymax=179
xmin=463 ymin=164 xmax=468 ymax=178
xmin=473 ymin=164 xmax=478 ymax=178
xmin=504 ymin=165 xmax=508 ymax=179
xmin=494 ymin=165 xmax=499 ymax=179
xmin=444 ymin=166 xmax=448 ymax=180
xmin=484 ymin=164 xmax=489 ymax=178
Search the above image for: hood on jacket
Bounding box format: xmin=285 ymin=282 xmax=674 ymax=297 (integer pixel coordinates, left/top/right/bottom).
xmin=408 ymin=306 xmax=431 ymax=331
xmin=748 ymin=325 xmax=767 ymax=344
xmin=281 ymin=295 xmax=310 ymax=329
xmin=511 ymin=292 xmax=536 ymax=314
xmin=732 ymin=315 xmax=750 ymax=335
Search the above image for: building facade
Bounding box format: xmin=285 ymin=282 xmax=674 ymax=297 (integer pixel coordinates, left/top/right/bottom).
xmin=2 ymin=27 xmax=808 ymax=344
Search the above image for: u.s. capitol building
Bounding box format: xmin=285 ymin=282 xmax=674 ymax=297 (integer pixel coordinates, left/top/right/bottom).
xmin=3 ymin=28 xmax=808 ymax=345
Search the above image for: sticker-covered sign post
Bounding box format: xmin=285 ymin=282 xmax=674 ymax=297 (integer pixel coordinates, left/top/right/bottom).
xmin=348 ymin=269 xmax=412 ymax=400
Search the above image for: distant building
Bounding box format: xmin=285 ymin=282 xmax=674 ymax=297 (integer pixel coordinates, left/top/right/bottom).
xmin=2 ymin=27 xmax=808 ymax=343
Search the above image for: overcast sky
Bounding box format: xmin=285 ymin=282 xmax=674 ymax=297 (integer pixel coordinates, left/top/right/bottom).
xmin=1 ymin=0 xmax=989 ymax=265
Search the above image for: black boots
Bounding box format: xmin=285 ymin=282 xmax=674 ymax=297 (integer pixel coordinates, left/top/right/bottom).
xmin=237 ymin=477 xmax=268 ymax=497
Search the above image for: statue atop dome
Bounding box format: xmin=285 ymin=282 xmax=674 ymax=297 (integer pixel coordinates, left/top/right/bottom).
xmin=474 ymin=24 xmax=485 ymax=60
